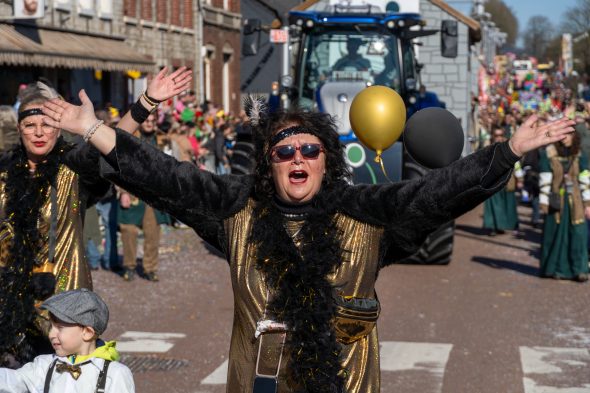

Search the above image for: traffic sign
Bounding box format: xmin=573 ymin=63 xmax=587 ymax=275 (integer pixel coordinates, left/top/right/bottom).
xmin=270 ymin=29 xmax=289 ymax=44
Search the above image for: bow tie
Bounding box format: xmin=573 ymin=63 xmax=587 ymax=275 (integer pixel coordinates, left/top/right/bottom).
xmin=55 ymin=363 xmax=82 ymax=380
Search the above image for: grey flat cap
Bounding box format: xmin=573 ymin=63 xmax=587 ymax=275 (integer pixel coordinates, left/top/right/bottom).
xmin=41 ymin=288 xmax=109 ymax=335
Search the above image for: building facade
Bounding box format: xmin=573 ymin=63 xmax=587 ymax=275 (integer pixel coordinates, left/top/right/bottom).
xmin=0 ymin=0 xmax=244 ymax=114
xmin=200 ymin=0 xmax=241 ymax=114
xmin=0 ymin=0 xmax=155 ymax=110
xmin=121 ymin=0 xmax=200 ymax=105
xmin=418 ymin=0 xmax=481 ymax=154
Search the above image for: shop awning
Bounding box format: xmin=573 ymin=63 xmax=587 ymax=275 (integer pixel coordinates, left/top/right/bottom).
xmin=0 ymin=23 xmax=155 ymax=73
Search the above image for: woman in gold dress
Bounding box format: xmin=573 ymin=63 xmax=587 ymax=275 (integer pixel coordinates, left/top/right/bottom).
xmin=0 ymin=68 xmax=191 ymax=368
xmin=0 ymin=84 xmax=108 ymax=366
xmin=43 ymin=92 xmax=574 ymax=393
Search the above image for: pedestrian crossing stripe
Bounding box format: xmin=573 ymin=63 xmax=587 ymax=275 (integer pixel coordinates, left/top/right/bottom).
xmin=200 ymin=341 xmax=453 ymax=389
xmin=200 ymin=342 xmax=590 ymax=392
xmin=520 ymin=346 xmax=590 ymax=393
xmin=116 ymin=331 xmax=187 ymax=353
xmin=201 ymin=360 xmax=228 ymax=385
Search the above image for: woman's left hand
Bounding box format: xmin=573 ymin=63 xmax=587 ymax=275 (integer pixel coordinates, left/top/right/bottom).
xmin=585 ymin=206 xmax=590 ymax=220
xmin=509 ymin=115 xmax=576 ymax=157
xmin=42 ymin=89 xmax=97 ymax=136
xmin=146 ymin=66 xmax=193 ymax=102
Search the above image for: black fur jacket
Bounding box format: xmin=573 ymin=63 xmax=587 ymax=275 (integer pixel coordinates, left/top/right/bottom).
xmin=101 ymin=128 xmax=517 ymax=264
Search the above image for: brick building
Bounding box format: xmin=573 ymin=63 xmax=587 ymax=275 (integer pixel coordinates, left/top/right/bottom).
xmin=200 ymin=0 xmax=241 ymax=114
xmin=121 ymin=0 xmax=200 ymax=104
xmin=0 ymin=0 xmax=243 ymax=114
xmin=0 ymin=0 xmax=155 ymax=110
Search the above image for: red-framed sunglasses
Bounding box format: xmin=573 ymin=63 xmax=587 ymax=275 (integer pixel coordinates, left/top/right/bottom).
xmin=270 ymin=143 xmax=325 ymax=163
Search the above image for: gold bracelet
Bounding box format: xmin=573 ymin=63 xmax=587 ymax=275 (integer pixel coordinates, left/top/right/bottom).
xmin=139 ymin=94 xmax=158 ymax=113
xmin=141 ymin=92 xmax=159 ymax=107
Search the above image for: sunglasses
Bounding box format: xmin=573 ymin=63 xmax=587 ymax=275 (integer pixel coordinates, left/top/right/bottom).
xmin=270 ymin=143 xmax=324 ymax=163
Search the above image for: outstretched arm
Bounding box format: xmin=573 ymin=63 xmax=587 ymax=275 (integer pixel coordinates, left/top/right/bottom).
xmin=41 ymin=91 xmax=252 ymax=232
xmin=117 ymin=66 xmax=192 ymax=133
xmin=336 ymin=115 xmax=575 ymax=263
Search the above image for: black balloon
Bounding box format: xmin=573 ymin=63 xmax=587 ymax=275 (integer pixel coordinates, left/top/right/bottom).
xmin=403 ymin=107 xmax=464 ymax=169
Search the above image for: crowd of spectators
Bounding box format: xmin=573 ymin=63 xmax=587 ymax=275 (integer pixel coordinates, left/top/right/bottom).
xmin=472 ymin=64 xmax=590 ymax=282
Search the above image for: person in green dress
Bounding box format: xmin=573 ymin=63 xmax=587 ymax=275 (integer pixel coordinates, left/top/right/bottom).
xmin=483 ymin=128 xmax=523 ymax=236
xmin=539 ymin=130 xmax=590 ymax=282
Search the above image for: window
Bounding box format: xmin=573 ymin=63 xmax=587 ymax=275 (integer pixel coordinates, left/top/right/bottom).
xmin=298 ymin=30 xmax=400 ymax=108
xmin=98 ymin=0 xmax=113 ymax=19
xmin=55 ymin=0 xmax=72 ymax=12
xmin=222 ymin=52 xmax=231 ymax=111
xmin=78 ymin=0 xmax=95 ymax=16
xmin=203 ymin=46 xmax=215 ymax=102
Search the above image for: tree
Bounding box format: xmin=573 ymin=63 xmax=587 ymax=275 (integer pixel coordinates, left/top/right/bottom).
xmin=522 ymin=16 xmax=554 ymax=61
xmin=484 ymin=0 xmax=518 ymax=47
xmin=560 ymin=0 xmax=590 ymax=74
xmin=543 ymin=36 xmax=562 ymax=65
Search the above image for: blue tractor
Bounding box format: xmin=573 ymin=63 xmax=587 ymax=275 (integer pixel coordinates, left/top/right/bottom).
xmin=239 ymin=0 xmax=459 ymax=264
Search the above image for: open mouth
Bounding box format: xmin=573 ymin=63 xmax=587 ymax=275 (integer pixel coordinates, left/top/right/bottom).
xmin=33 ymin=142 xmax=46 ymax=147
xmin=289 ymin=170 xmax=308 ymax=183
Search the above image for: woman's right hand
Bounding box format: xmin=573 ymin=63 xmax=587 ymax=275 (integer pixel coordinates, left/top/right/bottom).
xmin=42 ymin=89 xmax=98 ymax=136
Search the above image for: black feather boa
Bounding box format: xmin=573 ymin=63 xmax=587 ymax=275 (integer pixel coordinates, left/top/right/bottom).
xmin=251 ymin=190 xmax=346 ymax=393
xmin=0 ymin=139 xmax=69 ymax=366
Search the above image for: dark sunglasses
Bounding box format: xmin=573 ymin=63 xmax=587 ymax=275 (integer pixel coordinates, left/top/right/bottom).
xmin=270 ymin=143 xmax=324 ymax=163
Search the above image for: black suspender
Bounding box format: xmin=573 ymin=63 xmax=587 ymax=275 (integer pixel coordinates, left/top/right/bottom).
xmin=43 ymin=359 xmax=112 ymax=393
xmin=43 ymin=360 xmax=57 ymax=393
xmin=95 ymin=360 xmax=111 ymax=393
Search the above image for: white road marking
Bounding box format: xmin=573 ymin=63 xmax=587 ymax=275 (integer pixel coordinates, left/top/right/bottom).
xmin=117 ymin=331 xmax=187 ymax=353
xmin=379 ymin=341 xmax=453 ymax=372
xmin=200 ymin=341 xmax=452 ymax=387
xmin=201 ymin=359 xmax=229 ymax=385
xmin=520 ymin=346 xmax=590 ymax=393
xmin=380 ymin=341 xmax=452 ymax=393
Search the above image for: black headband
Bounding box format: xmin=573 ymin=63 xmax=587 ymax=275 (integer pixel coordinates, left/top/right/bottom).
xmin=270 ymin=126 xmax=311 ymax=147
xmin=18 ymin=108 xmax=44 ymax=122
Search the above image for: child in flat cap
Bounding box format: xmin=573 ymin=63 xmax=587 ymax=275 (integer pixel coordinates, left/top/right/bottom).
xmin=0 ymin=288 xmax=134 ymax=393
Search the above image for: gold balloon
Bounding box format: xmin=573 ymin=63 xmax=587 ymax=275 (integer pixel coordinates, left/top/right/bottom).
xmin=349 ymin=85 xmax=406 ymax=158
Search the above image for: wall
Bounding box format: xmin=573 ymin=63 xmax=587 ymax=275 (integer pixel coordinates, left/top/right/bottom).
xmin=123 ymin=0 xmax=198 ymax=84
xmin=201 ymin=1 xmax=241 ymax=113
xmin=419 ymin=1 xmax=473 ymax=153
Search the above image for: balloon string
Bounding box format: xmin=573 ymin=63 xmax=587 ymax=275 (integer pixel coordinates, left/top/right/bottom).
xmin=375 ymin=155 xmax=394 ymax=184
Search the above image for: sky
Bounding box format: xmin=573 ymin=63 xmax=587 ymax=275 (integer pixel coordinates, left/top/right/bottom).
xmin=448 ymin=0 xmax=579 ymax=32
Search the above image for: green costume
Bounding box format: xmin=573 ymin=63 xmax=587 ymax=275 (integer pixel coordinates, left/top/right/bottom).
xmin=117 ymin=133 xmax=169 ymax=227
xmin=539 ymin=146 xmax=590 ymax=279
xmin=483 ymin=162 xmax=522 ymax=231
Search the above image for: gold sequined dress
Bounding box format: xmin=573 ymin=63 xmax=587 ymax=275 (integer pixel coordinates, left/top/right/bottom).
xmin=102 ymin=130 xmax=517 ymax=392
xmin=0 ymin=164 xmax=92 ymax=292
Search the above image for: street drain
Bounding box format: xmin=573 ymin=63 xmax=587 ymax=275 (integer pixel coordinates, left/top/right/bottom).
xmin=120 ymin=354 xmax=189 ymax=373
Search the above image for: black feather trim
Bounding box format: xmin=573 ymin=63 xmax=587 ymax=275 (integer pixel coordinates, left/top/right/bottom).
xmin=0 ymin=138 xmax=69 ymax=366
xmin=251 ymin=190 xmax=346 ymax=393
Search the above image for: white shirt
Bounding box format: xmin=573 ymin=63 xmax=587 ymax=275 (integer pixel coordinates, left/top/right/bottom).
xmin=0 ymin=354 xmax=134 ymax=393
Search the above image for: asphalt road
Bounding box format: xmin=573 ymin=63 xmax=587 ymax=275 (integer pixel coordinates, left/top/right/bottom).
xmin=92 ymin=204 xmax=590 ymax=393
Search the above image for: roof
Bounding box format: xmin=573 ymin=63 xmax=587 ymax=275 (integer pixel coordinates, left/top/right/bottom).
xmin=292 ymin=0 xmax=481 ymax=41
xmin=0 ymin=23 xmax=155 ymax=72
xmin=428 ymin=0 xmax=481 ymax=41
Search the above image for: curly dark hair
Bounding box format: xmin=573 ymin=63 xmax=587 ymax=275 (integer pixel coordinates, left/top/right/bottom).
xmin=555 ymin=130 xmax=581 ymax=157
xmin=252 ymin=110 xmax=351 ymax=201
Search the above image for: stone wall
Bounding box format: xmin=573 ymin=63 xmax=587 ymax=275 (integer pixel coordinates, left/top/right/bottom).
xmin=419 ymin=1 xmax=474 ymax=152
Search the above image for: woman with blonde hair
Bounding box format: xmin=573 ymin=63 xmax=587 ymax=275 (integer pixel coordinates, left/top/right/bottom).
xmin=0 ymin=67 xmax=192 ymax=367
